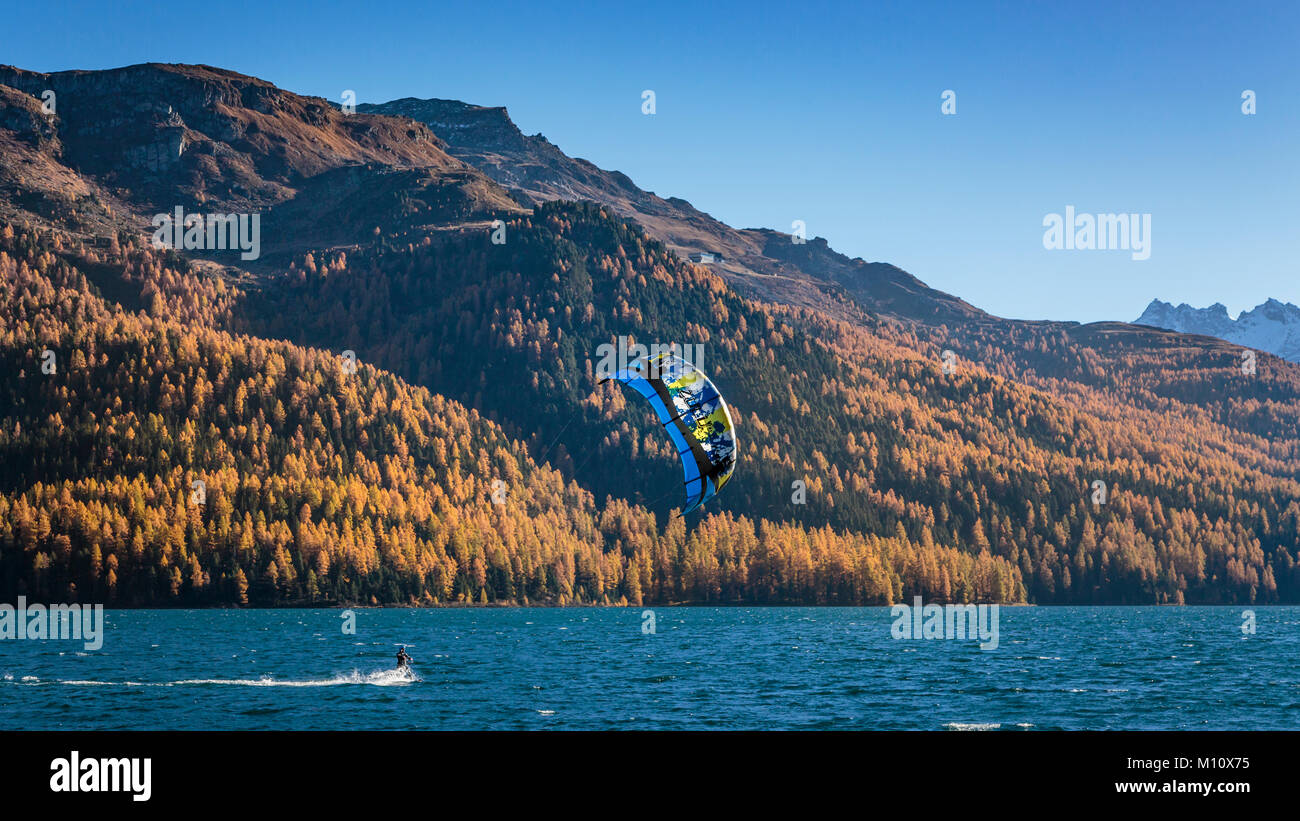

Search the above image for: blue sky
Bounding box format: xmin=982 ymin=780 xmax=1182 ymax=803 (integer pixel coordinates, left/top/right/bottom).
xmin=7 ymin=0 xmax=1298 ymax=322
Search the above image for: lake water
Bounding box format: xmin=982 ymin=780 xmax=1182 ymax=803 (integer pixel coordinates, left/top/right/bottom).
xmin=1 ymin=606 xmax=1296 ymax=730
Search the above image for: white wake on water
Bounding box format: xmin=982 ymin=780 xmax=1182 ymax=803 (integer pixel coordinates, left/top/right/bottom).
xmin=173 ymin=668 xmax=420 ymax=687
xmin=943 ymin=722 xmax=1002 ymax=731
xmin=6 ymin=668 xmax=419 ymax=687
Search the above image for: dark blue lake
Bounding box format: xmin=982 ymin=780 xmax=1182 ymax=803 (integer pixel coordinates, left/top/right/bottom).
xmin=2 ymin=607 xmax=1296 ymax=730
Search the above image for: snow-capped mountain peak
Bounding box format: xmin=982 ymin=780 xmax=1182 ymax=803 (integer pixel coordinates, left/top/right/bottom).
xmin=1135 ymin=298 xmax=1300 ymax=362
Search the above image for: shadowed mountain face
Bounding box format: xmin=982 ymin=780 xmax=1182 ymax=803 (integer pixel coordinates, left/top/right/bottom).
xmin=1135 ymin=298 xmax=1300 ymax=363
xmin=359 ymin=97 xmax=983 ymax=323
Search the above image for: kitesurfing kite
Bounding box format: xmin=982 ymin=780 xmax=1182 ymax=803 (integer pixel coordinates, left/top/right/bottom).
xmin=601 ymin=353 xmax=737 ymax=514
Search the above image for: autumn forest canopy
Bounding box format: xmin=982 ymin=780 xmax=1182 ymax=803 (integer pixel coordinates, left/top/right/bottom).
xmin=2 ymin=203 xmax=1298 ymax=608
xmin=1 ymin=65 xmax=1298 ymax=608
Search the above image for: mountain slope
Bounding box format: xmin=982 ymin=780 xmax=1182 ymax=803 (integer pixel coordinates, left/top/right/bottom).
xmin=234 ymin=201 xmax=1300 ymax=604
xmin=359 ymin=97 xmax=982 ymax=323
xmin=358 ymin=94 xmax=1292 ymax=398
xmin=0 ymin=64 xmax=524 ymax=257
xmin=2 ymin=64 xmax=1298 ymax=606
xmin=0 ymin=221 xmax=1015 ymax=605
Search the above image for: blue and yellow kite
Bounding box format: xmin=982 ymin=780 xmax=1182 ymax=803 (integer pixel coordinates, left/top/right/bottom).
xmin=601 ymin=353 xmax=737 ymax=515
